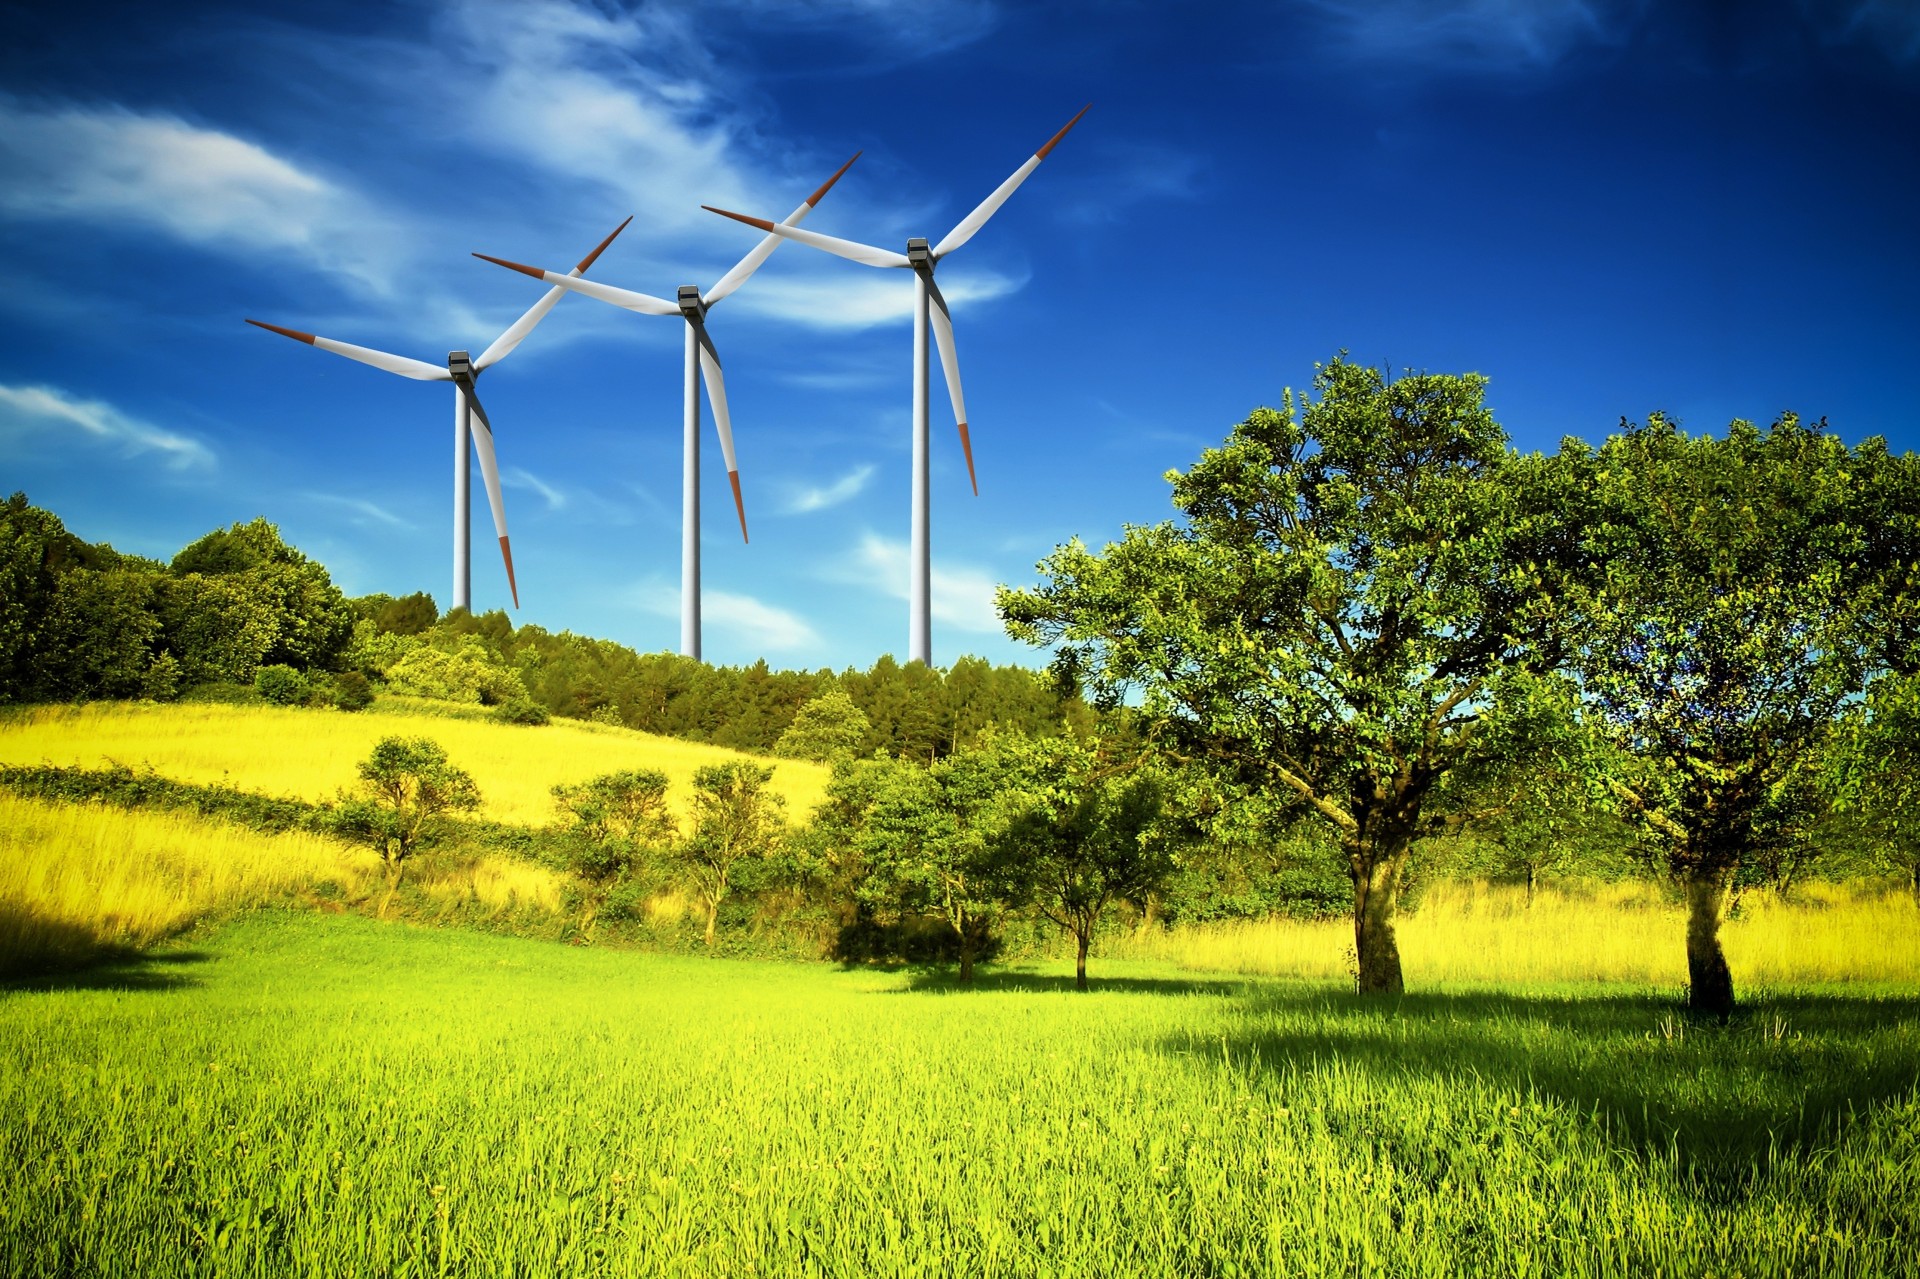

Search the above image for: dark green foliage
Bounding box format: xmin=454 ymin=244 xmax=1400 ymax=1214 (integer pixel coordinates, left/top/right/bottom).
xmin=1002 ymin=358 xmax=1579 ymax=995
xmin=351 ymin=591 xmax=438 ymax=635
xmin=0 ymin=763 xmax=321 ymax=834
xmin=330 ymin=670 xmax=373 ymax=711
xmin=170 ymin=517 xmax=355 ymax=672
xmin=492 ymin=696 xmax=550 ymax=726
xmin=253 ymin=664 xmax=310 ymax=706
xmin=552 ymin=770 xmax=677 ymax=934
xmin=1558 ymin=414 xmax=1917 ymax=1014
xmin=678 ymin=762 xmax=787 ymax=947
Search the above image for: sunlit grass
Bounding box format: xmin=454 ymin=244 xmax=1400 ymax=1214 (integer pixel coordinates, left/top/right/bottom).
xmin=2 ymin=913 xmax=1914 ymax=1277
xmin=0 ymin=792 xmax=374 ymax=974
xmin=0 ymin=700 xmax=829 ymax=826
xmin=1109 ymin=880 xmax=1920 ymax=990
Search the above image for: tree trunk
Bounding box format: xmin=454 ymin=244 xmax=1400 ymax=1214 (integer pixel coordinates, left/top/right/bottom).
xmin=1351 ymin=852 xmax=1405 ymax=995
xmin=1684 ymin=871 xmax=1735 ymax=1017
xmin=1074 ymin=927 xmax=1090 ymax=992
xmin=958 ymin=925 xmax=976 ymax=984
xmin=1911 ymin=862 xmax=1918 ymax=911
xmin=1525 ymin=864 xmax=1536 ymax=908
xmin=379 ymin=860 xmax=402 ymax=921
xmin=703 ymin=896 xmax=718 ymax=948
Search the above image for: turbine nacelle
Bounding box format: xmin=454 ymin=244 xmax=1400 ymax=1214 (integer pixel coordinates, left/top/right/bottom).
xmin=906 ymin=238 xmax=934 ymax=272
xmin=447 ymin=350 xmax=475 ymax=379
xmin=676 ymin=286 xmax=707 ymax=322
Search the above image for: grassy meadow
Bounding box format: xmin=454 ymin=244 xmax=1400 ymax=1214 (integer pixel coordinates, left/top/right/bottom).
xmin=3 ymin=912 xmax=1917 ymax=1277
xmin=4 ymin=699 xmax=1919 ymax=1274
xmin=0 ymin=700 xmax=829 ymax=826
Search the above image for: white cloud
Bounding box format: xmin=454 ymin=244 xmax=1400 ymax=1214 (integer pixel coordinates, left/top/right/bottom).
xmin=736 ymin=267 xmax=1027 ymax=331
xmin=836 ymin=531 xmax=1002 ymax=633
xmin=502 ymin=466 xmax=568 ymax=511
xmin=1296 ymin=0 xmax=1646 ymax=73
xmin=304 ymin=493 xmax=415 ymax=530
xmin=0 ymin=96 xmax=402 ymax=295
xmin=779 ymin=464 xmax=875 ymax=515
xmin=629 ymin=578 xmax=820 ymax=651
xmin=0 ymin=383 xmax=214 ymax=470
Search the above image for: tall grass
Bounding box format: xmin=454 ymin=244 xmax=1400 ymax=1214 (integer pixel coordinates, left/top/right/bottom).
xmin=0 ymin=700 xmax=829 ymax=826
xmin=0 ymin=792 xmax=374 ymax=974
xmin=2 ymin=913 xmax=1915 ymax=1277
xmin=1110 ymin=880 xmax=1920 ymax=989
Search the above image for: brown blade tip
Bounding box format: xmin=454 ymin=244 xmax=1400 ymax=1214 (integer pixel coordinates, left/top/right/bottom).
xmin=806 ymin=152 xmax=861 ymax=206
xmin=729 ymin=469 xmax=749 ymax=543
xmin=703 ymin=206 xmax=776 ymax=232
xmin=246 ymin=319 xmax=316 ymax=345
xmin=499 ymin=535 xmax=519 ymax=609
xmin=575 ymin=216 xmax=632 ymax=272
xmin=472 ymin=253 xmax=546 ymax=280
xmin=957 ymin=421 xmax=979 ymax=496
xmin=1035 ymin=104 xmax=1092 ymax=159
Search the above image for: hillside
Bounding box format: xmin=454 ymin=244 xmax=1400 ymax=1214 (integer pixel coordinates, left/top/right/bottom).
xmin=0 ymin=699 xmax=829 ymax=826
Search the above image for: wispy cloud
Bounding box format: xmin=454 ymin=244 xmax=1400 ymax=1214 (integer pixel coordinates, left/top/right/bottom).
xmin=304 ymin=492 xmax=415 ymax=530
xmin=0 ymin=383 xmax=214 ymax=470
xmin=629 ymin=578 xmax=820 ymax=651
xmin=780 ymin=464 xmax=875 ymax=515
xmin=502 ymin=466 xmax=568 ymax=511
xmin=736 ymin=267 xmax=1028 ymax=331
xmin=1059 ymin=140 xmax=1205 ymax=226
xmin=1295 ymin=0 xmax=1646 ymax=73
xmin=0 ymin=95 xmax=402 ymax=295
xmin=1800 ymin=0 xmax=1920 ymax=63
xmin=834 ymin=532 xmax=1003 ymax=633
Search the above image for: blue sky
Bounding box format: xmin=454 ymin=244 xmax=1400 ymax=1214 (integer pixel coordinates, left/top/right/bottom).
xmin=3 ymin=0 xmax=1917 ymax=670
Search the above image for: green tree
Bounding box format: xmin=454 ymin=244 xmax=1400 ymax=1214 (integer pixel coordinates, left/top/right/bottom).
xmin=1559 ymin=413 xmax=1914 ymax=1015
xmin=774 ymin=688 xmax=872 ymax=762
xmin=152 ymin=573 xmax=278 ymax=686
xmin=552 ymin=770 xmax=678 ymax=936
xmin=1830 ymin=673 xmax=1920 ymax=909
xmin=1001 ymin=359 xmax=1577 ymax=993
xmin=33 ymin=568 xmax=161 ymax=700
xmin=998 ymin=734 xmax=1171 ymax=991
xmin=333 ymin=736 xmax=480 ymax=915
xmin=857 ymin=742 xmax=1024 ymax=982
xmin=172 ymin=517 xmax=354 ymax=671
xmin=677 ymin=762 xmax=787 ymax=947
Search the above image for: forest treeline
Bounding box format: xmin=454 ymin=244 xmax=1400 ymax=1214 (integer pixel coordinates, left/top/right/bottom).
xmin=0 ymin=491 xmax=1086 ymax=759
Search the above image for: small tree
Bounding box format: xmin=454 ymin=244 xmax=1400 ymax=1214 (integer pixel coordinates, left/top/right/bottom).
xmin=676 ymin=762 xmax=786 ymax=947
xmin=774 ymin=688 xmax=872 ymax=762
xmin=334 ymin=736 xmax=480 ymax=915
xmin=1831 ymin=673 xmax=1920 ymax=908
xmin=857 ymin=742 xmax=1025 ymax=982
xmin=1000 ymin=735 xmax=1172 ymax=991
xmin=552 ymin=769 xmax=677 ymax=937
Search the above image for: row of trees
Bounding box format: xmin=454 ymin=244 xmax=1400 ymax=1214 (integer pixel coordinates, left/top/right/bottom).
xmin=1001 ymin=357 xmax=1920 ymax=1015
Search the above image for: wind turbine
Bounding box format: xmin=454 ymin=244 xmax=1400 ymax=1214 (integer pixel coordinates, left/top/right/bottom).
xmin=247 ymin=219 xmax=631 ymax=612
xmin=704 ymin=107 xmax=1088 ymax=666
xmin=471 ymin=155 xmax=858 ymax=662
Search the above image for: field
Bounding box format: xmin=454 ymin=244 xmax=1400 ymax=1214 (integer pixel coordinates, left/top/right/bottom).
xmin=0 ymin=701 xmax=830 ymax=826
xmin=3 ymin=912 xmax=1917 ymax=1277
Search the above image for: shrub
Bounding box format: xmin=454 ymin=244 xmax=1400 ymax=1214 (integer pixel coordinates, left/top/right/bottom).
xmin=140 ymin=654 xmax=181 ymax=702
xmin=494 ymin=697 xmax=550 ymax=726
xmin=254 ymin=664 xmax=311 ymax=706
xmin=331 ymin=670 xmax=374 ymax=712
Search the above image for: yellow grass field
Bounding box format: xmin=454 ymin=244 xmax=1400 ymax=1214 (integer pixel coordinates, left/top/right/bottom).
xmin=0 ymin=700 xmax=829 ymax=827
xmin=1110 ymin=878 xmax=1920 ymax=988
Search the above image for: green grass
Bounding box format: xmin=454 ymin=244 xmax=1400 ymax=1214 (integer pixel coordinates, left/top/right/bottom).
xmin=4 ymin=913 xmax=1916 ymax=1277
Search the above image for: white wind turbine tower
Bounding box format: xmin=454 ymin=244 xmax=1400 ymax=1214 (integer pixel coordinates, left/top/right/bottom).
xmin=705 ymin=107 xmax=1088 ymax=666
xmin=472 ymin=156 xmax=859 ymax=662
xmin=248 ymin=220 xmax=631 ymax=612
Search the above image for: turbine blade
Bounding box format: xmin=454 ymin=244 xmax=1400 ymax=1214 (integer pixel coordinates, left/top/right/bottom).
xmin=463 ymin=382 xmax=519 ymax=608
xmin=473 ymin=254 xmax=682 ymax=317
xmin=693 ymin=323 xmax=749 ymax=543
xmin=474 ymin=217 xmax=634 ymax=369
xmin=932 ymin=104 xmax=1090 ymax=259
xmin=704 ymin=151 xmax=863 ymax=305
xmin=703 ymin=207 xmax=910 ymax=269
xmin=246 ymin=320 xmax=449 ymax=381
xmin=925 ymin=277 xmax=977 ymax=496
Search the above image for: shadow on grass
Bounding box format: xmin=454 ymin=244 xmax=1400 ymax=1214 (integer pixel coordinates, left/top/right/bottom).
xmin=1183 ymin=985 xmax=1920 ymax=1205
xmin=1 ymin=903 xmax=215 ymax=995
xmin=896 ymin=968 xmax=1249 ymax=997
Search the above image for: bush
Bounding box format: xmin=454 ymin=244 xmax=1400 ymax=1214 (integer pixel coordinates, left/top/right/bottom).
xmin=493 ymin=697 xmax=550 ymax=726
xmin=140 ymin=654 xmax=181 ymax=702
xmin=331 ymin=670 xmax=374 ymax=712
xmin=254 ymin=664 xmax=311 ymax=706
